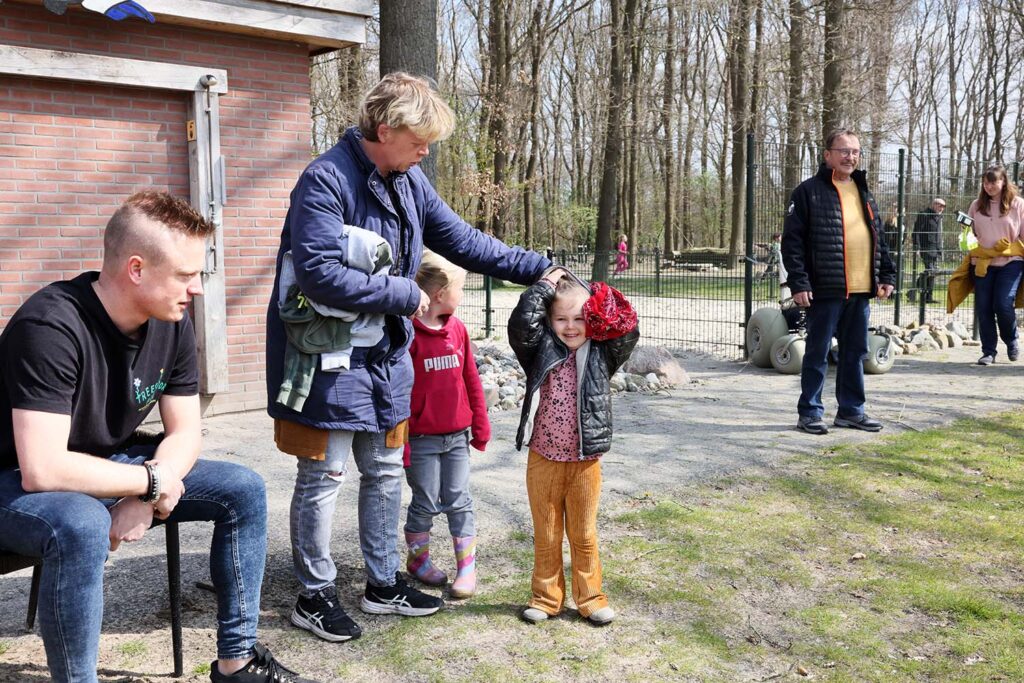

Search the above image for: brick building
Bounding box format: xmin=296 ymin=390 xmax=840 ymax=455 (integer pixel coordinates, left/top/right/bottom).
xmin=0 ymin=0 xmax=369 ymax=414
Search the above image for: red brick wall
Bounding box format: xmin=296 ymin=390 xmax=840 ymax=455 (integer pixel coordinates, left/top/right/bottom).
xmin=0 ymin=3 xmax=313 ymax=415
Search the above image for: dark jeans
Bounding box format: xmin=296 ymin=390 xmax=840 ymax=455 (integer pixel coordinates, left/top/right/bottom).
xmin=798 ymin=295 xmax=870 ymax=421
xmin=0 ymin=449 xmax=268 ymax=682
xmin=972 ymin=260 xmax=1024 ymax=358
xmin=916 ymin=252 xmax=939 ymax=300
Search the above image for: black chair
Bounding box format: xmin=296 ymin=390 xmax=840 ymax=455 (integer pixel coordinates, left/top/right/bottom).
xmin=0 ymin=522 xmax=184 ymax=677
xmin=0 ymin=428 xmax=184 ymax=677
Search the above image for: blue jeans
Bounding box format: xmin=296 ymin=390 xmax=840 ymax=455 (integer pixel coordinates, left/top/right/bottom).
xmin=798 ymin=295 xmax=870 ymax=420
xmin=404 ymin=429 xmax=475 ymax=538
xmin=0 ymin=448 xmax=268 ymax=682
xmin=972 ymin=261 xmax=1023 ymax=358
xmin=290 ymin=430 xmax=402 ymax=593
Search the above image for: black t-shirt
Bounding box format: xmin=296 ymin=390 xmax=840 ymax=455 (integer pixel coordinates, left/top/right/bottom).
xmin=0 ymin=272 xmax=199 ymax=469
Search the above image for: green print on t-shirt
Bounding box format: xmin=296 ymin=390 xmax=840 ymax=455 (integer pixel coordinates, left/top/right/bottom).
xmin=133 ymin=368 xmax=168 ymax=411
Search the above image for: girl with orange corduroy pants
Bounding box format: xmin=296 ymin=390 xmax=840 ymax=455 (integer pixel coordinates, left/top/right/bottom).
xmin=508 ymin=268 xmax=639 ymax=625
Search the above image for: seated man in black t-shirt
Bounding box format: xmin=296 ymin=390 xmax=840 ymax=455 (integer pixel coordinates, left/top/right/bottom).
xmin=0 ymin=192 xmax=315 ymax=683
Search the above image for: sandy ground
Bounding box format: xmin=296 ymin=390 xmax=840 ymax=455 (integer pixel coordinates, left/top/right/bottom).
xmin=0 ymin=343 xmax=1021 ymax=681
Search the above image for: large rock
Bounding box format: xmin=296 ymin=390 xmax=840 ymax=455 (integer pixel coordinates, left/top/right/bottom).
xmin=621 ymin=345 xmax=688 ymax=387
xmin=946 ymin=320 xmax=970 ymax=339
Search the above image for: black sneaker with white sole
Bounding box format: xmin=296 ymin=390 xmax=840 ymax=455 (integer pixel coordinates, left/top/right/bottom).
xmin=291 ymin=586 xmax=362 ymax=642
xmin=360 ymin=574 xmax=443 ymax=616
xmin=210 ymin=642 xmax=318 ymax=682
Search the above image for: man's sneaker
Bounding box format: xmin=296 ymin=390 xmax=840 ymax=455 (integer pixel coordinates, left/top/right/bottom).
xmin=210 ymin=642 xmax=318 ymax=683
xmin=1008 ymin=346 xmax=1019 ymax=362
xmin=291 ymin=586 xmax=362 ymax=642
xmin=360 ymin=574 xmax=443 ymax=616
xmin=978 ymin=354 xmax=996 ymax=366
xmin=797 ymin=416 xmax=829 ymax=435
xmin=833 ymin=414 xmax=883 ymax=432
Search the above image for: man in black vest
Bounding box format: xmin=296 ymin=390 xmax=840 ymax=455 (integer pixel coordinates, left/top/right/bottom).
xmin=781 ymin=129 xmax=897 ymax=435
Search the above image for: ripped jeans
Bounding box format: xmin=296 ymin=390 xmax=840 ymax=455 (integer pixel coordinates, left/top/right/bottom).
xmin=289 ymin=430 xmax=403 ymax=594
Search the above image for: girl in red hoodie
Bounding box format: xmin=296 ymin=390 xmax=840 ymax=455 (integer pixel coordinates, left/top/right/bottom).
xmin=403 ymin=251 xmax=490 ymax=598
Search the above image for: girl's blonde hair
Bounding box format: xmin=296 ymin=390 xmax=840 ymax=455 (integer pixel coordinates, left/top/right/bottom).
xmin=976 ymin=165 xmax=1019 ymax=217
xmin=359 ymin=72 xmax=456 ymax=144
xmin=416 ymin=250 xmax=464 ymax=294
xmin=546 ymin=274 xmax=590 ymax=313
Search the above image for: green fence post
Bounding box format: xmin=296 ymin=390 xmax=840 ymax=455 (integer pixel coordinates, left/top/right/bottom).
xmin=655 ymin=249 xmax=661 ymax=297
xmin=894 ymin=148 xmax=906 ymax=327
xmin=743 ymin=133 xmax=755 ymax=357
xmin=484 ymin=274 xmax=493 ymax=337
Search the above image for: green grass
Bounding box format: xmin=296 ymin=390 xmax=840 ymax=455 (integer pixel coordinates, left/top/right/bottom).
xmin=284 ymin=411 xmax=1024 ymax=682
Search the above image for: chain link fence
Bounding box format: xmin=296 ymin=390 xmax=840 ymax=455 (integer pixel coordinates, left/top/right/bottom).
xmin=462 ymin=141 xmax=1023 ymax=358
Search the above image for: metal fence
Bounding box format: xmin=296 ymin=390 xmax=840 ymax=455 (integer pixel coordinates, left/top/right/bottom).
xmin=462 ymin=139 xmax=1023 ymax=358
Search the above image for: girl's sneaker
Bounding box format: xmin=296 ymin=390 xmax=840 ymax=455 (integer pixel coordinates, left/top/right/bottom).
xmin=587 ymin=606 xmax=616 ymax=625
xmin=520 ymin=607 xmax=549 ymax=624
xmin=405 ymin=531 xmax=448 ymax=586
xmin=450 ymin=535 xmax=476 ymax=598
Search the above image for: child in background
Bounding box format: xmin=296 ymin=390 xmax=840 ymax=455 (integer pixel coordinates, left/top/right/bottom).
xmin=508 ymin=270 xmax=639 ymax=625
xmin=403 ymin=251 xmax=489 ymax=598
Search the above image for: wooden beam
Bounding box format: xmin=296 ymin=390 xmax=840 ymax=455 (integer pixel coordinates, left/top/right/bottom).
xmin=264 ymin=0 xmax=374 ymax=15
xmin=188 ymin=88 xmax=230 ymax=395
xmin=142 ymin=0 xmax=366 ymax=50
xmin=0 ymin=45 xmax=229 ymax=93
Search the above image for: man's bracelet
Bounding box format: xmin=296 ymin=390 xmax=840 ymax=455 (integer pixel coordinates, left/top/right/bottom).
xmin=139 ymin=462 xmax=161 ymax=504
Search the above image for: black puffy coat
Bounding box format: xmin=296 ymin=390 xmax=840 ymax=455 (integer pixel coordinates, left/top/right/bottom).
xmin=912 ymin=208 xmax=943 ymax=256
xmin=508 ymin=281 xmax=640 ymax=458
xmin=781 ymin=163 xmax=897 ymax=298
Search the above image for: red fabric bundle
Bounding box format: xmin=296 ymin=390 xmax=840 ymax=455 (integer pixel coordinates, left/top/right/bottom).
xmin=583 ymin=281 xmax=637 ymax=341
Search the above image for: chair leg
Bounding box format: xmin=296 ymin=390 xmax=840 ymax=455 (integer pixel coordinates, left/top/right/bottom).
xmin=26 ymin=564 xmax=41 ymax=631
xmin=166 ymin=522 xmax=183 ymax=678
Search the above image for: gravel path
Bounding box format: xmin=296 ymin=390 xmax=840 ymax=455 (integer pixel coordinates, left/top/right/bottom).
xmin=0 ymin=343 xmax=1020 ymax=681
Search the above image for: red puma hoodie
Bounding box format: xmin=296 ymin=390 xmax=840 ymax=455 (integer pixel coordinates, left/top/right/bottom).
xmin=408 ymin=315 xmax=490 ymax=452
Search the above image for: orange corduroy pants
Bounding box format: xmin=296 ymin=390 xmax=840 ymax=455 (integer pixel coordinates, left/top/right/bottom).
xmin=525 ymin=449 xmax=608 ymax=617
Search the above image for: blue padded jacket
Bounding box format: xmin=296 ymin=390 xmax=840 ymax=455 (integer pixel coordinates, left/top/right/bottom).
xmin=266 ymin=127 xmax=550 ymax=431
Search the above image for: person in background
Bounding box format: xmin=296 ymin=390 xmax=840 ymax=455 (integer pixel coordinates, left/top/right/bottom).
xmin=910 ymin=197 xmax=946 ymax=303
xmin=614 ymin=233 xmax=629 ymax=275
xmin=781 ymin=128 xmax=896 ymax=436
xmin=967 ymin=166 xmax=1024 ymax=365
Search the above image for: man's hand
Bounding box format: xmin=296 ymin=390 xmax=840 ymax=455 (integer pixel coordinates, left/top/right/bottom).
xmin=793 ymin=290 xmax=813 ymax=307
xmin=877 ymin=284 xmax=895 ymax=300
xmin=109 ymin=497 xmax=155 ymax=551
xmin=152 ymin=469 xmax=185 ymax=520
xmin=410 ymin=288 xmax=430 ymax=319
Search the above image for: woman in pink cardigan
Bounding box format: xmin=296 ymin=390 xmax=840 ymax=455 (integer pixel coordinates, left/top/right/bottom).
xmin=968 ymin=165 xmax=1024 ymax=366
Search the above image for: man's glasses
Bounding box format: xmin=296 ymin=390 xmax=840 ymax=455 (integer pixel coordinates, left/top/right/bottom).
xmin=829 ymin=148 xmax=861 ymax=158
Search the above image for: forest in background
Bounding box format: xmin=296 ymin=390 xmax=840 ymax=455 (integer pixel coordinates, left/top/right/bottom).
xmin=307 ymin=0 xmax=1024 ymax=271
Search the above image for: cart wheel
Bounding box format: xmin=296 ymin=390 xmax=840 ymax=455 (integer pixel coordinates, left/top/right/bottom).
xmin=770 ymin=333 xmax=806 ymax=374
xmin=746 ymin=308 xmax=789 ymax=368
xmin=864 ymin=334 xmax=896 ymax=374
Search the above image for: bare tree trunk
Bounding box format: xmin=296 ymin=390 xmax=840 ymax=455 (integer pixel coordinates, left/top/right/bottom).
xmin=822 ymin=0 xmax=845 ymax=140
xmin=380 ymin=0 xmax=439 ymax=182
xmin=727 ymin=0 xmax=753 ymax=268
xmin=594 ymin=0 xmax=630 ymax=280
xmin=784 ymin=0 xmax=806 ymax=198
xmin=661 ymin=0 xmax=676 ymax=257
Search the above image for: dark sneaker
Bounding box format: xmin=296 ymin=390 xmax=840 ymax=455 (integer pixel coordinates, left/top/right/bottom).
xmin=291 ymin=586 xmax=362 ymax=642
xmin=210 ymin=642 xmax=318 ymax=683
xmin=797 ymin=416 xmax=829 ymax=435
xmin=1009 ymin=346 xmax=1019 ymax=362
xmin=361 ymin=574 xmax=443 ymax=616
xmin=833 ymin=414 xmax=883 ymax=432
xmin=978 ymin=354 xmax=995 ymax=366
